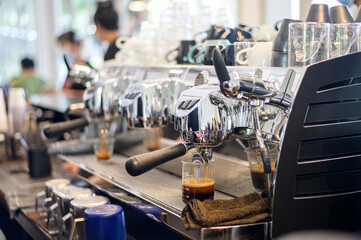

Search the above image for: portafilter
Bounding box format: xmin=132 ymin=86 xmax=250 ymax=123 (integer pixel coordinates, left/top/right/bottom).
xmin=125 ymin=83 xmax=236 ymax=176
xmin=43 ymin=77 xmax=123 ymax=138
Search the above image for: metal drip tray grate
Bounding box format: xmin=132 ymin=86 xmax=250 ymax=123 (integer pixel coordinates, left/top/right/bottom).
xmin=120 ymin=138 xmax=257 ymax=198
xmin=156 ymin=151 xmax=258 ymax=198
xmin=59 ymin=139 xmax=258 ymax=216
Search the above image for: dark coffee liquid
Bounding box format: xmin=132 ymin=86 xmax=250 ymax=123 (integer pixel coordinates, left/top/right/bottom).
xmin=250 ymin=162 xmax=275 ymax=190
xmin=182 ymin=178 xmax=215 ymax=203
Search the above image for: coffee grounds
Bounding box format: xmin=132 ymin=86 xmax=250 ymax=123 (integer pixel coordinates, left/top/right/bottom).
xmin=181 ymin=192 xmax=270 ymax=230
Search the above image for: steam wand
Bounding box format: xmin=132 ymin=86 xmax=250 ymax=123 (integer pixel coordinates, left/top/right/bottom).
xmin=213 ymin=48 xmax=273 ymax=200
xmin=250 ymin=101 xmax=272 ymax=200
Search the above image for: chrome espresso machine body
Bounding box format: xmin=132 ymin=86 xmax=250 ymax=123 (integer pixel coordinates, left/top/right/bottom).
xmin=124 ymin=52 xmax=361 ymax=238
xmin=43 ymin=64 xmax=156 ymax=139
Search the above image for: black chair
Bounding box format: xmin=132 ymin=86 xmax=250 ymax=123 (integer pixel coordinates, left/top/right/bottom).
xmin=272 ymin=52 xmax=361 ymax=237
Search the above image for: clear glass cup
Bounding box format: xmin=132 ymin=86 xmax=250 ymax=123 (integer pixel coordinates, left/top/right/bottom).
xmin=145 ymin=128 xmax=161 ymax=151
xmin=182 ymin=159 xmax=215 ymax=203
xmin=245 ymin=143 xmax=278 ymax=191
xmin=93 ymin=138 xmax=115 ymax=161
xmin=94 ymin=122 xmax=114 ymax=161
xmin=330 ymin=23 xmax=361 ymax=59
xmin=288 ymin=22 xmax=330 ymax=67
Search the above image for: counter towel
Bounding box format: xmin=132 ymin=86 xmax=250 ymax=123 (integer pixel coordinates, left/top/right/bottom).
xmin=181 ymin=192 xmax=269 ymax=230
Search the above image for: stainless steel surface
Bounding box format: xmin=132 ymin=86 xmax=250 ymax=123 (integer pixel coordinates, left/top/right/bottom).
xmin=201 ymin=222 xmax=268 ymax=240
xmin=122 ymin=78 xmax=188 ymax=128
xmin=57 ymin=152 xmax=234 ymax=218
xmin=220 ymin=67 xmax=300 ymax=141
xmin=175 ymin=84 xmax=234 ymax=148
xmin=30 ymin=94 xmax=82 ymax=114
xmin=69 ymin=64 xmax=97 ymax=88
xmin=70 ymin=196 xmax=109 ymax=212
xmin=83 ymin=77 xmax=123 ymax=121
xmin=53 ymin=186 xmax=94 ymax=224
xmin=67 ymin=196 xmax=109 ymax=240
xmin=44 ymin=178 xmax=70 ymax=198
xmin=0 ymin=158 xmax=70 ymax=219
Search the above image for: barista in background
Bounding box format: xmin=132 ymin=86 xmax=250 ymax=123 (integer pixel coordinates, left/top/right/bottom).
xmin=93 ymin=1 xmax=124 ymax=61
xmin=10 ymin=58 xmax=47 ymax=96
xmin=57 ymin=31 xmax=92 ymax=90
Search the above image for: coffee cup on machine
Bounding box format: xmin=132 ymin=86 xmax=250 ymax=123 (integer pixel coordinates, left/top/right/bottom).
xmin=166 ymin=40 xmax=196 ymax=64
xmin=305 ymin=4 xmax=332 ymax=23
xmin=246 ymin=142 xmax=278 ymax=191
xmin=187 ymin=39 xmax=230 ymax=64
xmin=220 ymin=44 xmax=235 ymax=66
xmin=271 ymin=18 xmax=303 ymax=67
xmin=83 ymin=204 xmax=126 ymax=240
xmin=330 ymin=4 xmax=355 ymax=24
xmin=202 ymin=45 xmax=227 ymax=65
xmin=235 ymin=42 xmax=273 ymax=67
xmin=182 ymin=156 xmax=215 ymax=203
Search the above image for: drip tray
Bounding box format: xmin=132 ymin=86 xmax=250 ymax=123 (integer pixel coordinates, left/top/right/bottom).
xmin=157 ymin=155 xmax=258 ymax=198
xmin=120 ymin=138 xmax=258 ymax=198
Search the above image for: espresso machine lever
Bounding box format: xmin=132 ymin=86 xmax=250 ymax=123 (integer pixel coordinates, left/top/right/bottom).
xmin=213 ymin=48 xmax=290 ymax=110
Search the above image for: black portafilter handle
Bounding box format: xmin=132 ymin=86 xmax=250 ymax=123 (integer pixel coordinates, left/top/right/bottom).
xmin=213 ymin=48 xmax=230 ymax=84
xmin=125 ymin=143 xmax=192 ymax=176
xmin=43 ymin=117 xmax=89 ymax=138
xmin=238 ymin=80 xmax=274 ymax=98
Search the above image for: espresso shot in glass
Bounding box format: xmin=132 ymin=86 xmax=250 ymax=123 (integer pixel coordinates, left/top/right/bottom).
xmin=145 ymin=128 xmax=161 ymax=151
xmin=93 ymin=138 xmax=115 ymax=161
xmin=93 ymin=122 xmax=115 ymax=161
xmin=182 ymin=159 xmax=215 ymax=203
xmin=245 ymin=143 xmax=278 ymax=190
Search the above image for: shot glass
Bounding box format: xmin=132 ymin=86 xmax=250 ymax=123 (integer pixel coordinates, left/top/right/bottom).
xmin=93 ymin=122 xmax=114 ymax=161
xmin=288 ymin=22 xmax=330 ymax=67
xmin=245 ymin=143 xmax=278 ymax=191
xmin=93 ymin=138 xmax=115 ymax=161
xmin=145 ymin=128 xmax=161 ymax=151
xmin=182 ymin=159 xmax=215 ymax=203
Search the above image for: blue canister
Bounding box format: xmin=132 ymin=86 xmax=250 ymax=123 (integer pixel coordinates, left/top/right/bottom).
xmin=130 ymin=203 xmax=162 ymax=220
xmin=84 ymin=204 xmax=126 ymax=240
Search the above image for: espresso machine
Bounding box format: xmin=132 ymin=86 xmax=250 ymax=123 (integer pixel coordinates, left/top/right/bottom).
xmin=122 ymin=77 xmax=188 ymax=129
xmin=123 ymin=66 xmax=236 ymax=176
xmin=43 ymin=64 xmax=139 ymax=140
xmin=123 ymin=49 xmax=361 ymax=238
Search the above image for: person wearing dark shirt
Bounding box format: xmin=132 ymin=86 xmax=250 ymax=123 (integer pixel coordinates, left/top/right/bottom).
xmin=93 ymin=1 xmax=123 ymax=61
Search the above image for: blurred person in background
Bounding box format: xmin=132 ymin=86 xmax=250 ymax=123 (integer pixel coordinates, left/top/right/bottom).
xmin=10 ymin=58 xmax=47 ymax=96
xmin=57 ymin=31 xmax=93 ymax=91
xmin=94 ymin=1 xmax=125 ymax=61
xmin=57 ymin=31 xmax=89 ymax=71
